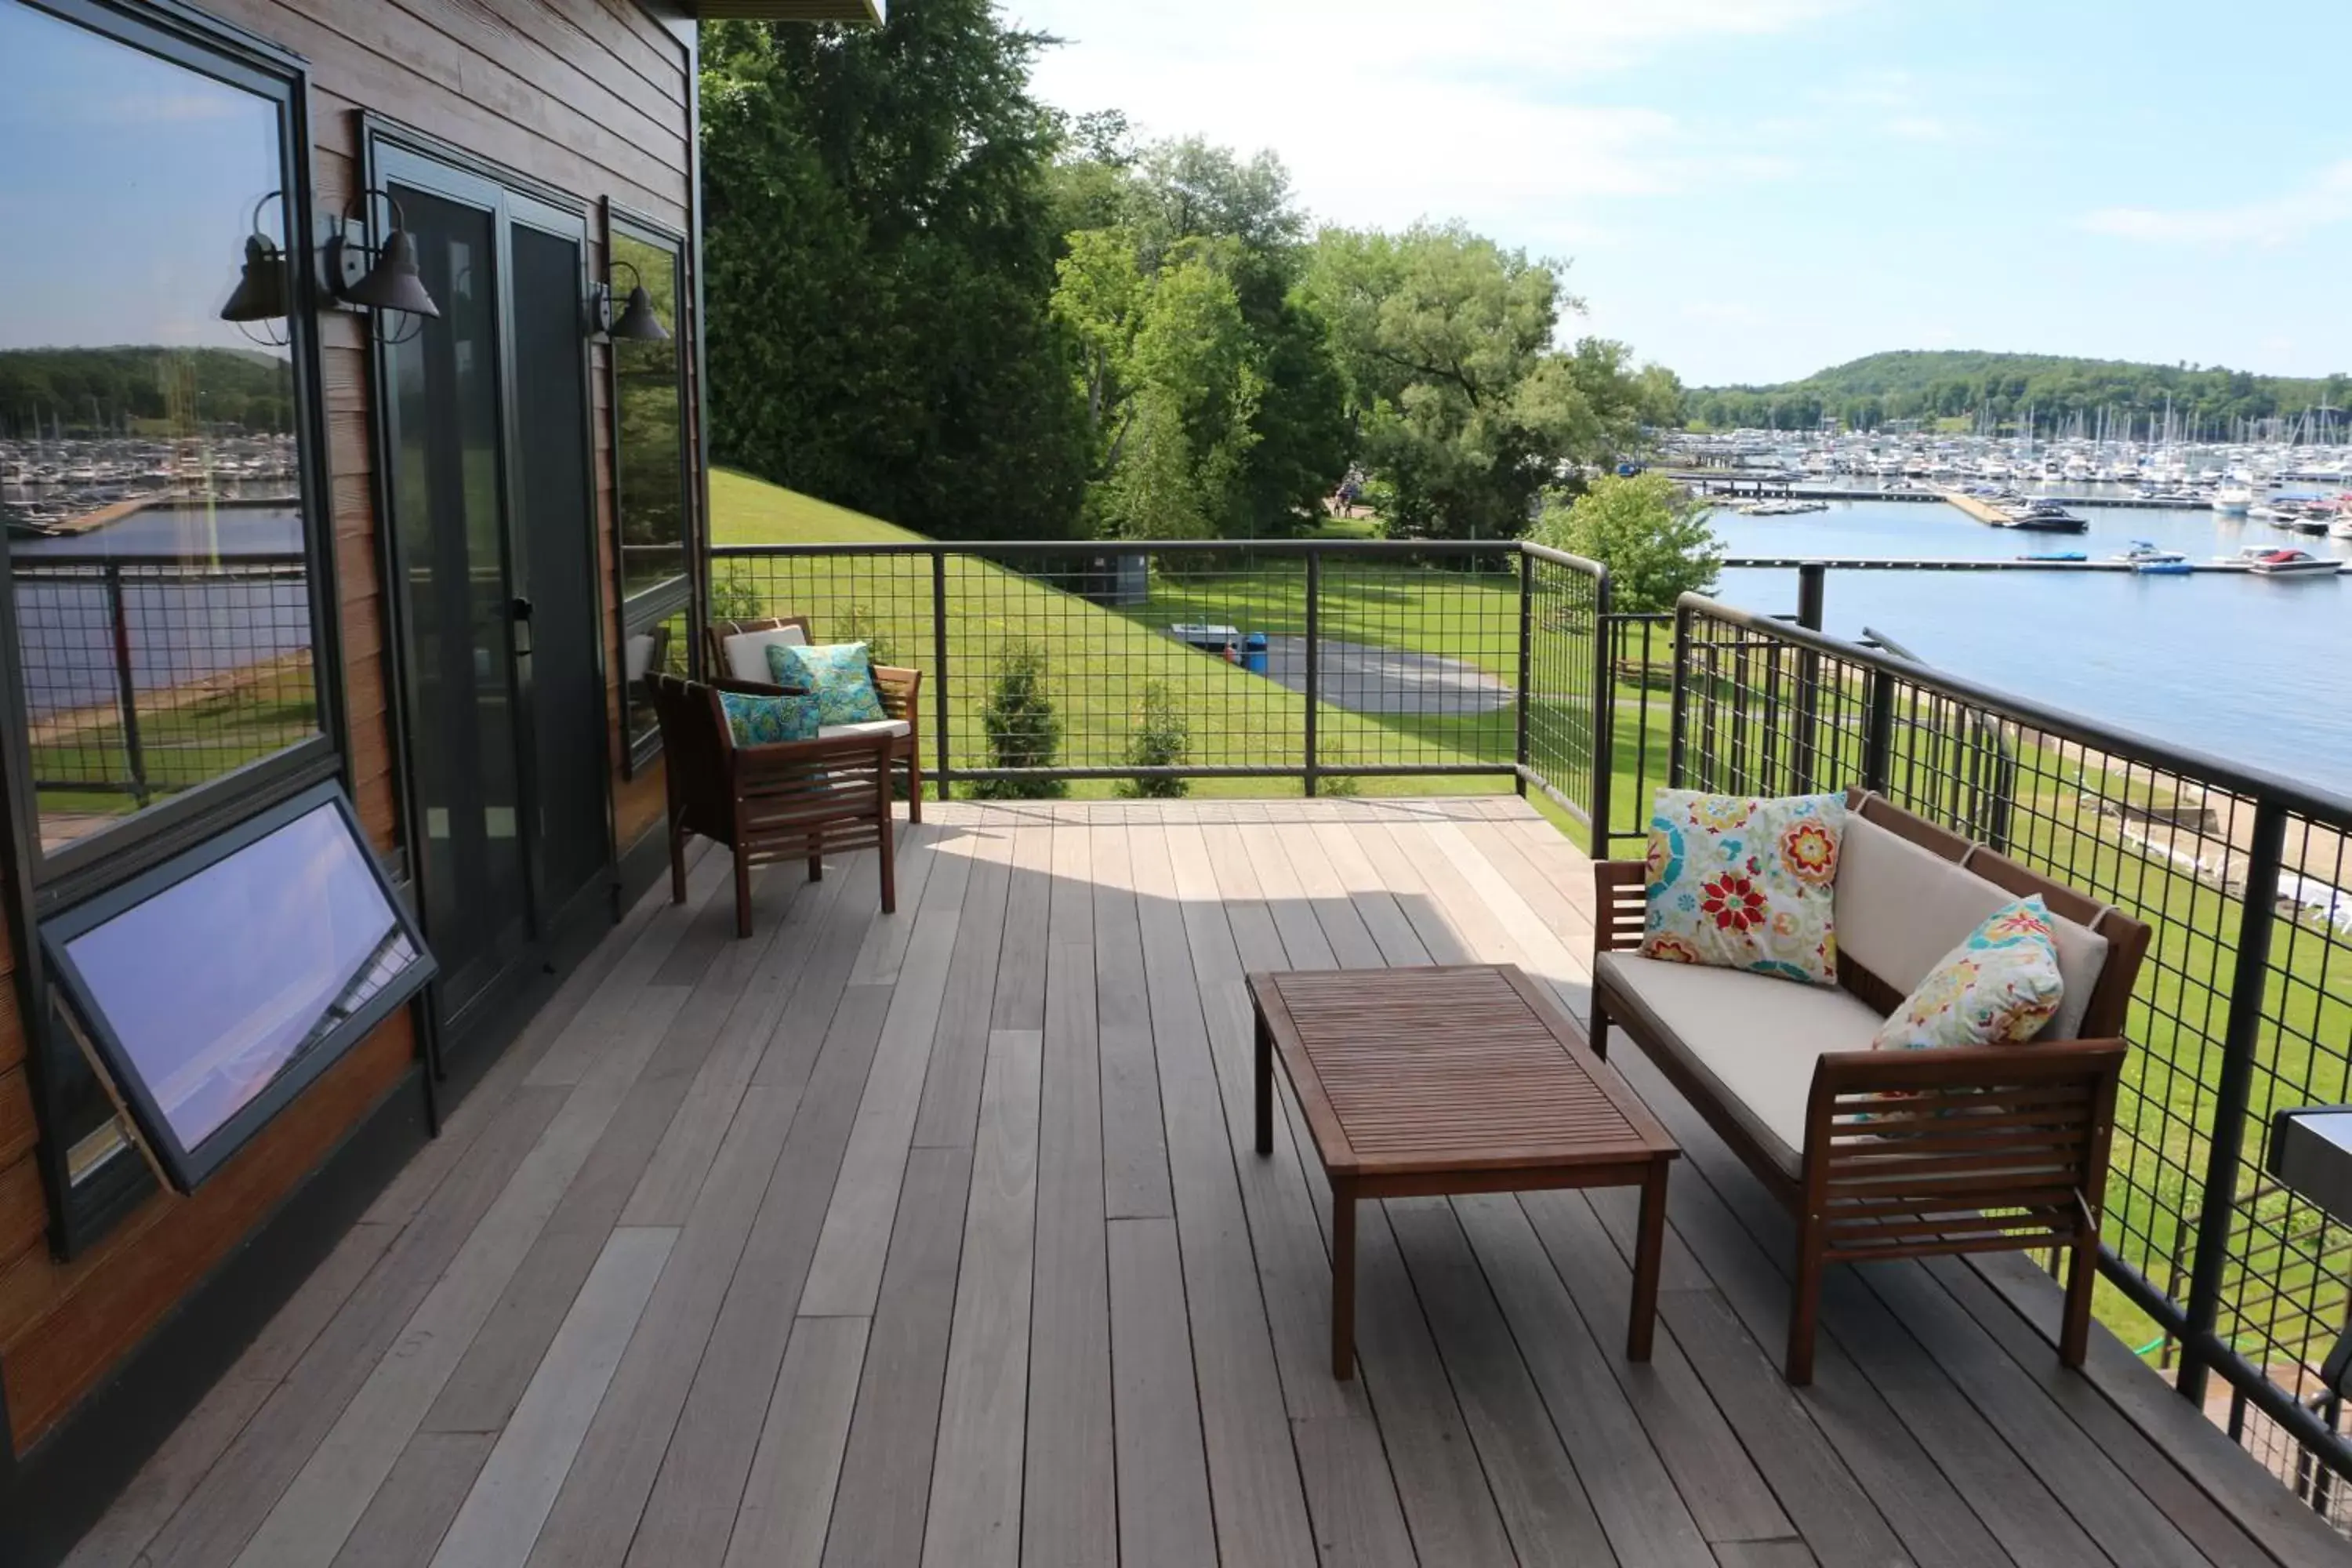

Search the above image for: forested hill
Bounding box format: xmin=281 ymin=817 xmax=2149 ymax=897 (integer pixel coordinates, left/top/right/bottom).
xmin=1686 ymin=350 xmax=2351 ymax=436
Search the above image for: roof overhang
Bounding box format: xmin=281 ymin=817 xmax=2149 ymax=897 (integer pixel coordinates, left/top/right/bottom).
xmin=677 ymin=0 xmax=884 ymax=19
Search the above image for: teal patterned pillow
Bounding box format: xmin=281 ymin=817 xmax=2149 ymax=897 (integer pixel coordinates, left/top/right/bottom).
xmin=720 ymin=691 xmax=819 ymax=747
xmin=767 ymin=641 xmax=887 ymax=726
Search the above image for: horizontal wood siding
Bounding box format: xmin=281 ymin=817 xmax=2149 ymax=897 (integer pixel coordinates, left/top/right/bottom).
xmin=0 ymin=0 xmax=695 ymax=1455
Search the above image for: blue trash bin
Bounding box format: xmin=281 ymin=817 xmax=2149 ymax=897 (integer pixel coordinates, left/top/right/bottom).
xmin=1243 ymin=632 xmax=1269 ymax=676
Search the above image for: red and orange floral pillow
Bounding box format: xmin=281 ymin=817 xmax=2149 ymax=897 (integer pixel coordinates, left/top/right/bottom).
xmin=1640 ymin=790 xmax=1846 ymax=986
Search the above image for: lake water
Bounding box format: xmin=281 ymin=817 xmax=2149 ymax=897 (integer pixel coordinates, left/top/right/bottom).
xmin=1704 ymin=497 xmax=2351 ymax=797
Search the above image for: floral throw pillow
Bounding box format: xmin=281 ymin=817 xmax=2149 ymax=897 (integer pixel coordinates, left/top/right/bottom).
xmin=768 ymin=641 xmax=887 ymax=727
xmin=1872 ymin=896 xmax=2065 ymax=1052
xmin=1641 ymin=789 xmax=1845 ymax=986
xmin=720 ymin=690 xmax=820 ymax=747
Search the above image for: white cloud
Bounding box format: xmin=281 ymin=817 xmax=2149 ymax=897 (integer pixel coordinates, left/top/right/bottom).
xmin=2080 ymin=159 xmax=2352 ymax=247
xmin=1010 ymin=0 xmax=1835 ymax=246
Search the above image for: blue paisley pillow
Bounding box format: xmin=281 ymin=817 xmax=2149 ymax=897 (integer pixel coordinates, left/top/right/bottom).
xmin=768 ymin=641 xmax=887 ymax=727
xmin=720 ymin=690 xmax=819 ymax=747
xmin=1641 ymin=789 xmax=1846 ymax=987
xmin=1872 ymin=897 xmax=2064 ymax=1052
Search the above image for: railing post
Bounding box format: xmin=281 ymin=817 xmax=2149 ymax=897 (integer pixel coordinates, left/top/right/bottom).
xmin=931 ymin=549 xmax=951 ymax=799
xmin=1302 ymin=550 xmax=1320 ymax=797
xmin=2178 ymin=798 xmax=2289 ymax=1408
xmin=1668 ymin=600 xmax=1691 ymax=789
xmin=107 ymin=563 xmax=148 ymax=807
xmin=1791 ymin=563 xmax=1824 ymax=793
xmin=1590 ymin=569 xmax=1613 ymax=854
xmin=1515 ymin=552 xmax=1532 ymax=797
xmin=1861 ymin=666 xmax=1896 ymax=795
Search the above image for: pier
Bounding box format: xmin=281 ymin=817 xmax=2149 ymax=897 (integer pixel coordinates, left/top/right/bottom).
xmin=1722 ymin=554 xmax=2272 ymax=574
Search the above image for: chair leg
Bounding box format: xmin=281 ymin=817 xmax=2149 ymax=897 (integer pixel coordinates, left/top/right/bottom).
xmin=1591 ymin=995 xmax=1611 ymax=1061
xmin=905 ymin=744 xmax=924 ymax=826
xmin=1786 ymin=1217 xmax=1824 ymax=1385
xmin=733 ymin=848 xmax=753 ymax=939
xmin=808 ymin=837 xmax=824 ymax=882
xmin=2060 ymin=1224 xmax=2098 ymax=1369
xmin=877 ymin=800 xmax=898 ymax=913
xmin=669 ymin=822 xmax=688 ymax=906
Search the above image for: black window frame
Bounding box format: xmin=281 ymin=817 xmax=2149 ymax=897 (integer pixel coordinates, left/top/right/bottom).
xmin=604 ymin=205 xmax=696 ymax=775
xmin=0 ymin=0 xmax=347 ymax=909
xmin=38 ymin=778 xmax=434 ymax=1196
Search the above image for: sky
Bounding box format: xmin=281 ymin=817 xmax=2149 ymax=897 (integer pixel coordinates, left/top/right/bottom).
xmin=1004 ymin=0 xmax=2352 ymax=387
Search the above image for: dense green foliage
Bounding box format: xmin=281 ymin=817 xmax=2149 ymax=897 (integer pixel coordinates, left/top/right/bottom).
xmin=973 ymin=641 xmax=1066 ymax=798
xmin=1534 ymin=471 xmax=1719 ymax=613
xmin=699 ymin=4 xmax=1089 ymax=541
xmin=1686 ymin=350 xmax=2352 ymax=437
xmin=1305 ymin=226 xmax=1681 ymax=539
xmin=0 ymin=347 xmax=292 ymax=435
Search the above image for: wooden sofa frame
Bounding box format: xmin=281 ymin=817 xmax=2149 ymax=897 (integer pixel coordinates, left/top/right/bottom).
xmin=1591 ymin=788 xmax=2151 ymax=1384
xmin=648 ymin=672 xmax=896 ymax=936
xmin=706 ymin=615 xmax=926 ymax=822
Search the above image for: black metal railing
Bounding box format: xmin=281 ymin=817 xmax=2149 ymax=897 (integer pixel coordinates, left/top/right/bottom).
xmin=706 ymin=535 xmax=2352 ymax=1516
xmin=1661 ymin=592 xmax=2352 ymax=1519
xmin=10 ymin=551 xmax=315 ymax=805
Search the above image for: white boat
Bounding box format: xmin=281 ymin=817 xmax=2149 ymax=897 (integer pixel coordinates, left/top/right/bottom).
xmin=2331 ymin=515 xmax=2352 ymax=540
xmin=2245 ymin=548 xmax=2343 ymax=577
xmin=2112 ymin=541 xmax=2186 ymax=564
xmin=2210 ymin=485 xmax=2254 ymax=516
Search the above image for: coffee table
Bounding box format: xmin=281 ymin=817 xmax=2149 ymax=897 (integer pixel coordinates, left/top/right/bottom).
xmin=1250 ymin=963 xmax=1679 ymax=1378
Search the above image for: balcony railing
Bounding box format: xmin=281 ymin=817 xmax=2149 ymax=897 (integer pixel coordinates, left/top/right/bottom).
xmin=710 ymin=537 xmax=2352 ymax=1519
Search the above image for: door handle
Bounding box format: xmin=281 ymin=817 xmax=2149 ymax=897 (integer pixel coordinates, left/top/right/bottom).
xmin=511 ymin=596 xmax=534 ymax=657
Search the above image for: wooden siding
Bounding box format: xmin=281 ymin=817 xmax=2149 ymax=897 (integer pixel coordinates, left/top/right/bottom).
xmin=0 ymin=0 xmax=696 ymax=1455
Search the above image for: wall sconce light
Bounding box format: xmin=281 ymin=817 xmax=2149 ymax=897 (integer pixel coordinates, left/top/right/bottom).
xmin=590 ymin=260 xmax=670 ymax=343
xmin=321 ymin=190 xmax=441 ymax=342
xmin=220 ymin=194 xmax=292 ymax=347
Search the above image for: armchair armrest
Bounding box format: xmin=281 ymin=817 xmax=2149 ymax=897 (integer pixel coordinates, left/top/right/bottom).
xmin=1593 ymin=859 xmax=1647 ymax=955
xmin=872 ymin=665 xmax=921 ymax=727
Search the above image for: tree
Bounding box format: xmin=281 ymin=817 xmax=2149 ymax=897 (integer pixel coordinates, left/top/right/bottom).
xmin=1536 ymin=472 xmax=1720 ymax=614
xmin=973 ymin=643 xmax=1066 ymax=799
xmin=1305 ymin=224 xmax=1663 ymax=539
xmin=699 ymin=4 xmax=1089 ymax=541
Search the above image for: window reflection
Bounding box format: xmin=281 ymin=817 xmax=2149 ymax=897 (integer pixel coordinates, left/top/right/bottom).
xmin=612 ymin=231 xmax=688 ymax=603
xmin=623 ymin=608 xmax=688 ymax=757
xmin=0 ymin=1 xmax=321 ymax=858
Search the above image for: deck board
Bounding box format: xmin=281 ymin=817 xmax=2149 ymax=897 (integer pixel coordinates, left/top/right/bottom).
xmin=82 ymin=800 xmax=2334 ymax=1568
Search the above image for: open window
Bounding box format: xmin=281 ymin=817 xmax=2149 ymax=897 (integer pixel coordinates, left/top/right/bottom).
xmin=39 ymin=782 xmax=433 ymax=1204
xmin=607 ymin=210 xmax=694 ymax=771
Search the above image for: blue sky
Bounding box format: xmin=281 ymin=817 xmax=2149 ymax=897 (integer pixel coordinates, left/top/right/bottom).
xmin=1007 ymin=0 xmax=2352 ymax=387
xmin=0 ymin=0 xmax=284 ymax=355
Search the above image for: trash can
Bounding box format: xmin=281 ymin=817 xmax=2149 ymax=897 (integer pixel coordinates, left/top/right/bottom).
xmin=1243 ymin=632 xmax=1269 ymax=676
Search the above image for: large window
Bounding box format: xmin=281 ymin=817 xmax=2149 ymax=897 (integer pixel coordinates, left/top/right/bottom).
xmin=608 ymin=216 xmax=691 ymax=765
xmin=0 ymin=0 xmax=331 ymax=873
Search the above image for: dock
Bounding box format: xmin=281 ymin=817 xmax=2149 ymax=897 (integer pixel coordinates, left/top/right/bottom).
xmin=1722 ymin=554 xmax=2284 ymax=575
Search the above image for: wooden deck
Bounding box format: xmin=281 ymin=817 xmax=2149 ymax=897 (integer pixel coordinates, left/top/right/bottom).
xmin=68 ymin=799 xmax=2352 ymax=1568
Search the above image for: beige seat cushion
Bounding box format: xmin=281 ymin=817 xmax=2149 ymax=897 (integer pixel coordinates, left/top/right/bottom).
xmin=720 ymin=623 xmax=809 ymax=684
xmin=1597 ymin=951 xmax=1884 ymax=1177
xmin=1834 ymin=814 xmax=2110 ymax=1040
xmin=818 ymin=719 xmax=910 ymax=742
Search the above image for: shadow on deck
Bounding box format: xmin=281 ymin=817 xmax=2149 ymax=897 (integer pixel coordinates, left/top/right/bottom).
xmin=69 ymin=800 xmax=2352 ymax=1568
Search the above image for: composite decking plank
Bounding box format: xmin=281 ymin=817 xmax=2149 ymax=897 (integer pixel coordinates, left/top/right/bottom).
xmin=910 ymin=818 xmax=1016 ymax=1150
xmin=1344 ymin=821 xmax=1476 ymax=966
xmin=1287 ymin=1416 xmax=1417 ymax=1568
xmin=1243 ymin=820 xmax=1381 ymax=971
xmin=609 ymin=985 xmax=895 ymax=1568
xmin=325 ymin=1433 xmax=493 ymax=1568
xmin=822 ymin=1145 xmax=974 ymax=1568
xmin=1022 ymin=940 xmax=1116 ymax=1568
xmin=799 ymin=908 xmax=963 ymax=1317
xmin=234 ymin=984 xmax=692 ymax=1568
xmin=1091 ymin=826 xmax=1173 ymax=1222
xmin=753 ymin=847 xmax=887 ymax=1095
xmin=430 ymin=1227 xmax=677 ymax=1567
xmin=1129 ymin=826 xmax=1319 ymax=1568
xmin=1451 ymin=1192 xmax=1715 ymax=1568
xmin=1307 ymin=821 xmax=1434 ymax=969
xmin=1108 ymin=1216 xmax=1219 ymax=1568
xmin=1385 ymin=1196 xmax=1618 ymax=1568
xmin=724 ymin=1316 xmax=871 ymax=1568
xmin=990 ymin=825 xmax=1054 ymax=1032
xmin=921 ymin=1030 xmax=1042 ymax=1568
xmin=1515 ymin=1189 xmax=1795 ymax=1544
xmin=1712 ymin=1543 xmax=1821 ymax=1568
xmin=524 ymin=856 xmax=730 ymax=1088
xmin=525 ymin=1081 xmax=800 ymax=1568
xmin=848 ymin=822 xmax=944 ymax=988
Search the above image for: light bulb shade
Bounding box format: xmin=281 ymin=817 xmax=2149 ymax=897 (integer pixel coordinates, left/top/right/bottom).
xmin=221 ymin=234 xmax=290 ymax=323
xmin=612 ymin=284 xmax=670 ymax=342
xmin=344 ymin=227 xmax=441 ymax=318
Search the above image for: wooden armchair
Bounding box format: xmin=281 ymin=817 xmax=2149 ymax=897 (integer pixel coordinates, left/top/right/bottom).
xmin=1591 ymin=789 xmax=2147 ymax=1384
xmin=648 ymin=673 xmax=895 ymax=936
xmin=705 ymin=615 xmax=924 ymax=822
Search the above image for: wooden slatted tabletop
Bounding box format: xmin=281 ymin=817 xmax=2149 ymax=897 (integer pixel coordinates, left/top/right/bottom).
xmin=1250 ymin=963 xmax=1679 ymax=1377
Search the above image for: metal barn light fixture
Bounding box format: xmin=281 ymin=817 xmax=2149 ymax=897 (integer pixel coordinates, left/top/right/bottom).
xmin=321 ymin=190 xmax=440 ymax=340
xmin=220 ymin=194 xmax=292 ymax=347
xmin=590 ymin=259 xmax=670 ymax=343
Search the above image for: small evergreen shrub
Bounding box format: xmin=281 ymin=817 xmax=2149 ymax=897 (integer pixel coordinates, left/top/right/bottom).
xmin=1116 ymin=681 xmax=1190 ymax=798
xmin=973 ymin=642 xmax=1066 ymax=799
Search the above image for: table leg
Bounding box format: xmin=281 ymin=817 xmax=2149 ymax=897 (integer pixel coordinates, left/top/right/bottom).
xmin=1254 ymin=1007 xmax=1273 ymax=1156
xmin=1331 ymin=1179 xmax=1357 ymax=1380
xmin=1628 ymin=1160 xmax=1668 ymax=1362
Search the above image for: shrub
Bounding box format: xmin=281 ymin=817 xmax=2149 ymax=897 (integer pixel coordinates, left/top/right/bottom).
xmin=837 ymin=603 xmax=898 ymax=667
xmin=1533 ymin=471 xmax=1720 ymax=615
xmin=708 ymin=567 xmax=764 ymax=621
xmin=1116 ymin=681 xmax=1190 ymax=798
xmin=972 ymin=642 xmax=1066 ymax=799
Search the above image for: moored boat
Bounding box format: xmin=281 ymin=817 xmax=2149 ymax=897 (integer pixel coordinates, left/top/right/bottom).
xmin=2245 ymin=548 xmax=2343 ymax=577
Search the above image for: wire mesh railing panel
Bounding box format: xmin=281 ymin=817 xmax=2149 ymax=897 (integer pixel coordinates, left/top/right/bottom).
xmin=12 ymin=554 xmax=317 ymax=842
xmin=1521 ymin=548 xmax=1604 ymax=837
xmin=1672 ymin=594 xmax=2352 ymax=1515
